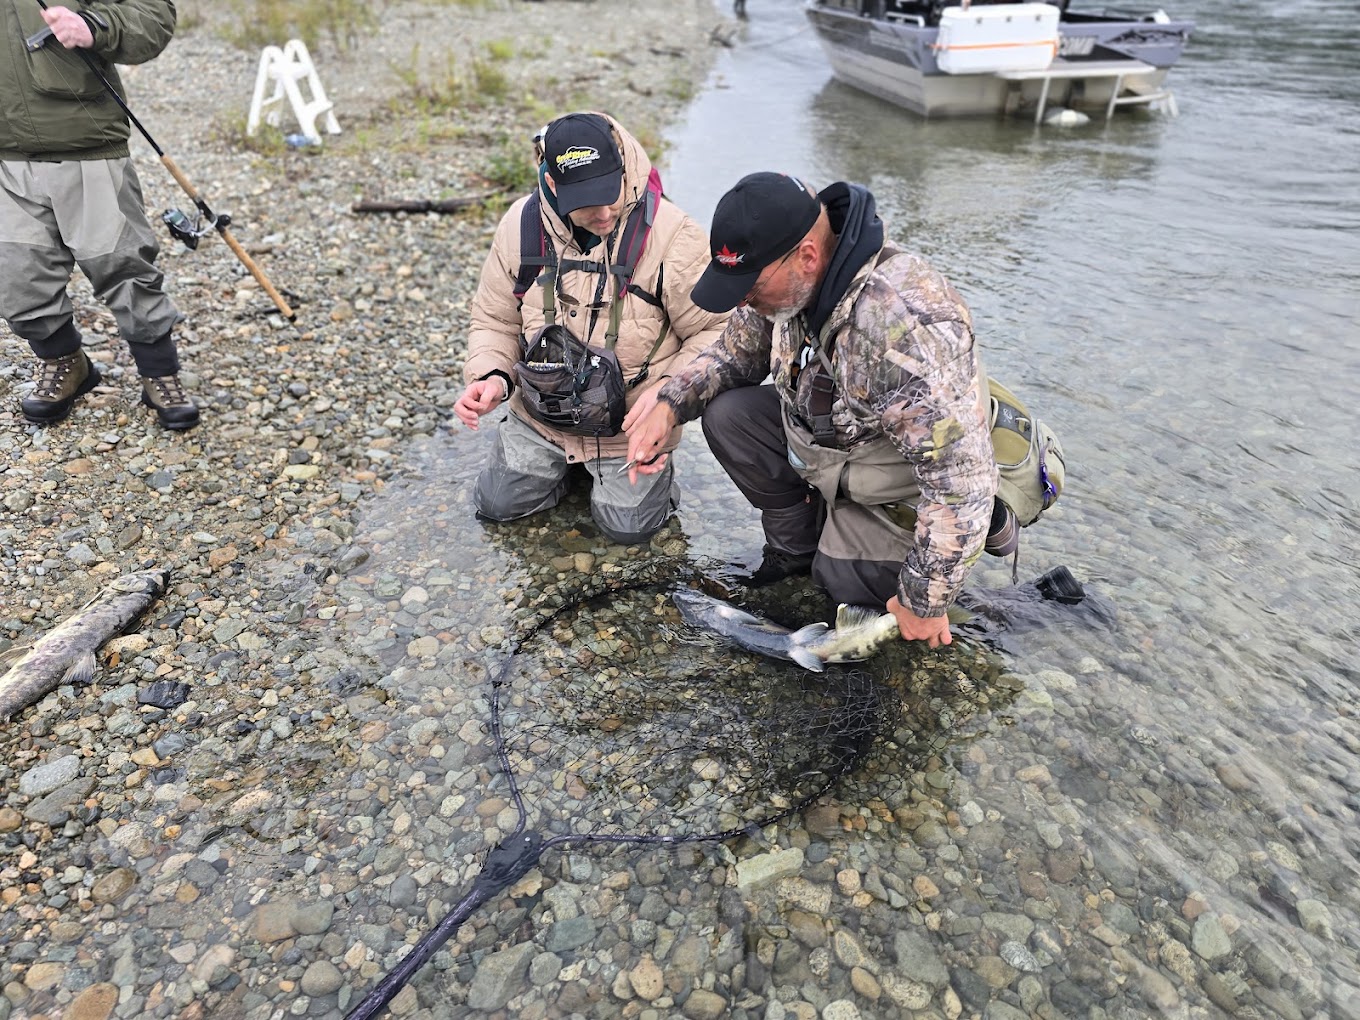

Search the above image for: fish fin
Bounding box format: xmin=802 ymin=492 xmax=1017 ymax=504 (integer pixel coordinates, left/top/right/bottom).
xmin=790 ymin=647 xmax=826 ymax=673
xmin=788 ymin=623 xmax=829 ymax=672
xmin=722 ymin=605 xmax=776 ymax=627
xmin=833 ymin=603 xmax=885 ymax=629
xmin=62 ymin=651 xmax=98 ymax=687
xmin=0 ymin=643 xmax=33 ymax=670
xmin=946 ymin=604 xmax=975 ymax=625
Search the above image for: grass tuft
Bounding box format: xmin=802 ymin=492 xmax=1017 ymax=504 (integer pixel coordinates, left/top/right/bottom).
xmin=221 ymin=0 xmax=376 ymax=52
xmin=482 ymin=135 xmax=539 ymax=194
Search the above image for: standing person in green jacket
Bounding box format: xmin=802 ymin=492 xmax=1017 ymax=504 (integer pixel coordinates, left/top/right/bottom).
xmin=1 ymin=0 xmax=198 ymax=429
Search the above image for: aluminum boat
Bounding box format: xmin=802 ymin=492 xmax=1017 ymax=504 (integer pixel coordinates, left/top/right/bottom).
xmin=805 ymin=0 xmax=1194 ymax=121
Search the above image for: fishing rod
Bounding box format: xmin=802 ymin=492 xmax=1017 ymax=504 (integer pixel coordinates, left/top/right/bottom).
xmin=28 ymin=0 xmax=297 ymax=321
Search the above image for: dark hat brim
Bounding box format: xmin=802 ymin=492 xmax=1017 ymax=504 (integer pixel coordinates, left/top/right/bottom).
xmin=553 ymin=171 xmax=624 ymax=216
xmin=691 ymin=262 xmax=762 ymax=314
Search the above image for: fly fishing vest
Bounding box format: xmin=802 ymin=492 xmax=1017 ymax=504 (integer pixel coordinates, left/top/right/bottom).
xmin=510 ymin=170 xmax=668 ymax=437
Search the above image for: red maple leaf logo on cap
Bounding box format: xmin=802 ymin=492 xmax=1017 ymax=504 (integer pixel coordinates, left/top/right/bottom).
xmin=715 ymin=245 xmax=744 ymax=268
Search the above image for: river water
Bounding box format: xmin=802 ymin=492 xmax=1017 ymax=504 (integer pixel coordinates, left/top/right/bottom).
xmin=75 ymin=3 xmax=1354 ymax=1017
xmin=657 ymin=0 xmax=1360 ymax=1014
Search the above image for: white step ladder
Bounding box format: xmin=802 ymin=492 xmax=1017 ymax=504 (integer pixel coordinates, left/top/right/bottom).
xmin=247 ymin=39 xmax=340 ymax=144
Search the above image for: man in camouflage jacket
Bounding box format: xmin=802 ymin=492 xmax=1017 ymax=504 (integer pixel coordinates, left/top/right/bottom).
xmin=1 ymin=0 xmax=197 ymax=429
xmin=625 ymin=172 xmax=1000 ymax=647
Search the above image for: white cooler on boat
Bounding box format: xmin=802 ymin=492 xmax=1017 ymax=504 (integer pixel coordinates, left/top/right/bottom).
xmin=935 ymin=3 xmax=1060 ymax=75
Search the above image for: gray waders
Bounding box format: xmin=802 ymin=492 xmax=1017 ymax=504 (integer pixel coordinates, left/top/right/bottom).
xmin=702 ymin=384 xmax=921 ymax=606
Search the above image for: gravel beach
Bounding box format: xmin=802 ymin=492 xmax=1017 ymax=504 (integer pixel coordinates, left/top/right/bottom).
xmin=0 ymin=3 xmax=749 ymax=1018
xmin=0 ymin=0 xmax=727 ymax=715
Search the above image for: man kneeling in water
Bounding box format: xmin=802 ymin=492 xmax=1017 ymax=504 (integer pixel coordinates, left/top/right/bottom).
xmin=626 ymin=172 xmax=1022 ymax=647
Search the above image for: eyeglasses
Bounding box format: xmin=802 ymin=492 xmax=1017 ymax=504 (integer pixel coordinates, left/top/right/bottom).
xmin=743 ymin=248 xmax=796 ymax=308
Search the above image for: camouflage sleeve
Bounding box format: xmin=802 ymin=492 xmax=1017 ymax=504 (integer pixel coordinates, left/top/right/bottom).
xmin=656 ymin=307 xmax=774 ymax=424
xmin=842 ymin=273 xmax=997 ymax=618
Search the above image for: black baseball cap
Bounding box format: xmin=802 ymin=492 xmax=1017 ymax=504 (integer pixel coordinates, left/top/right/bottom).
xmin=542 ymin=113 xmax=624 ymax=215
xmin=691 ymin=172 xmax=822 ymax=313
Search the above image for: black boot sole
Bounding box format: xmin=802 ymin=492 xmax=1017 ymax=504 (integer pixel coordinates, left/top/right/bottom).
xmin=21 ymin=363 xmax=102 ymax=425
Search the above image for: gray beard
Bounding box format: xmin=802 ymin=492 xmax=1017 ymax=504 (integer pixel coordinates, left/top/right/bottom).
xmin=759 ymin=270 xmax=817 ymax=327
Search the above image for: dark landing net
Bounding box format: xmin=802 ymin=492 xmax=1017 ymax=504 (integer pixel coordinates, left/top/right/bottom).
xmin=345 ymin=572 xmax=886 ymax=1020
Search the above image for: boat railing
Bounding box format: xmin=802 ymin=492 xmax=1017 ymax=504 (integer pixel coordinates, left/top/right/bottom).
xmin=1067 ymin=5 xmax=1171 ymax=21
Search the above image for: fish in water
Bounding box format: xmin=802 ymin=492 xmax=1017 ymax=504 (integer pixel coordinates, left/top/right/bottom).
xmin=673 ymin=566 xmax=1093 ymax=671
xmin=672 ymin=588 xmax=890 ymax=672
xmin=0 ymin=567 xmax=170 ymax=721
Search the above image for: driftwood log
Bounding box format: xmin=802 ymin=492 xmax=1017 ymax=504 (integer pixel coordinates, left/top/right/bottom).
xmin=351 ymin=191 xmax=507 ymax=215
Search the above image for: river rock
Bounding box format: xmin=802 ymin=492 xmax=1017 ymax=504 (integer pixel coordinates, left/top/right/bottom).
xmin=460 ymin=940 xmax=533 ymax=1009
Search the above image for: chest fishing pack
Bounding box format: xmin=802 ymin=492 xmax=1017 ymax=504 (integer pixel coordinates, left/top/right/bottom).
xmin=510 ymin=169 xmax=669 ymax=437
xmin=516 ymin=324 xmax=629 ymax=436
xmin=986 ymin=377 xmax=1065 ymax=527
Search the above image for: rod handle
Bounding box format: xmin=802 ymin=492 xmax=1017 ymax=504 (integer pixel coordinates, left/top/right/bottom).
xmin=160 ymin=153 xmax=200 ymax=201
xmin=219 ymin=229 xmax=297 ymax=322
xmin=160 ymin=154 xmax=297 ymax=322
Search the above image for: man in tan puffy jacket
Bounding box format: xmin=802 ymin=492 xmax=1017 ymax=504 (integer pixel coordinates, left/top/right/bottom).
xmin=455 ymin=112 xmax=727 ymax=544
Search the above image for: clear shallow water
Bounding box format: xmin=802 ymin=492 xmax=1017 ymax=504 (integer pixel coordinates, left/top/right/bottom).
xmin=657 ymin=0 xmax=1360 ymax=1011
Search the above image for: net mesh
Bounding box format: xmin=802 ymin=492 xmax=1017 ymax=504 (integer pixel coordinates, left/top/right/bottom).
xmin=489 ymin=580 xmax=885 ymax=851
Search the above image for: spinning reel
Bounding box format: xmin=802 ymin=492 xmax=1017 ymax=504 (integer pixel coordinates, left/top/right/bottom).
xmin=161 ymin=207 xmax=229 ymax=251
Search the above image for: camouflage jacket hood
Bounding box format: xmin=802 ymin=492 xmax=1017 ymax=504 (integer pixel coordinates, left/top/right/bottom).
xmin=658 ymin=185 xmax=998 ymax=617
xmin=0 ymin=0 xmax=176 ymax=161
xmin=463 ymin=112 xmax=727 ymax=461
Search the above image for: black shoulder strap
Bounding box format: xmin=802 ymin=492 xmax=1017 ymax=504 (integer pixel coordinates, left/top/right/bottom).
xmin=803 ymin=347 xmax=839 ymax=447
xmin=517 ymin=175 xmax=666 ymax=349
xmin=513 ymin=191 xmax=556 ymax=300
xmin=609 ymin=176 xmax=659 ymax=292
xmin=801 ymin=246 xmax=898 ymax=447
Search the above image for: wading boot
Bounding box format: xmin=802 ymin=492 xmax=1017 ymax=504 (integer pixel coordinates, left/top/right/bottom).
xmin=744 ymin=546 xmax=816 ymax=587
xmin=140 ymin=374 xmax=200 ymax=430
xmin=742 ymin=500 xmax=819 ymax=586
xmin=21 ymin=351 xmax=102 ymax=425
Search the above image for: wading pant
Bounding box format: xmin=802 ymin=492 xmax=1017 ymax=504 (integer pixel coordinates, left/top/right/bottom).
xmin=475 ymin=410 xmax=679 ymax=545
xmin=0 ymin=158 xmax=180 ymax=376
xmin=703 ymin=384 xmax=920 ymax=607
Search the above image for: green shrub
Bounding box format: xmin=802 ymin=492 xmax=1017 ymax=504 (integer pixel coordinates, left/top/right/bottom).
xmin=483 ymin=135 xmax=538 ymax=194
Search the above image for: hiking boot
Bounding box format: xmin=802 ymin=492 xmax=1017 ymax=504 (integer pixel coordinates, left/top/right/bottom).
xmin=20 ymin=351 xmax=102 ymax=425
xmin=140 ymin=374 xmax=200 ymax=430
xmin=743 ymin=546 xmax=815 ymax=587
xmin=984 ymin=501 xmax=1019 ymax=557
